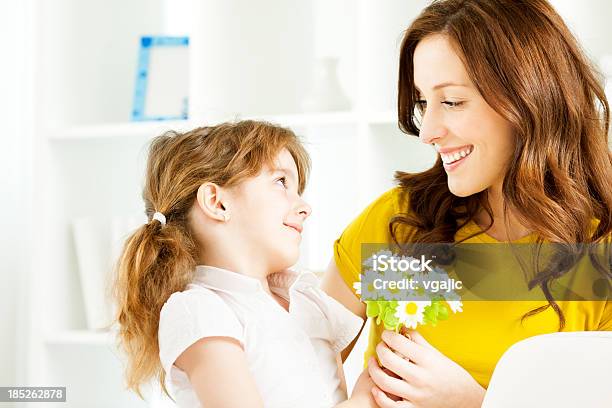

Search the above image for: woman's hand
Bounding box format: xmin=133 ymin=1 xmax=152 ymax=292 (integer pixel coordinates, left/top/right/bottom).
xmin=367 ymin=329 xmax=485 ymax=408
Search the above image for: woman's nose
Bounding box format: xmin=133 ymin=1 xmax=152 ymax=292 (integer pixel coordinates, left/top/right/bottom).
xmin=418 ymin=110 xmax=448 ymax=145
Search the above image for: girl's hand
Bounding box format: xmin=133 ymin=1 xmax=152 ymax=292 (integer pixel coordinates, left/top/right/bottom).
xmin=343 ymin=369 xmax=379 ymax=408
xmin=367 ymin=330 xmax=485 ymax=408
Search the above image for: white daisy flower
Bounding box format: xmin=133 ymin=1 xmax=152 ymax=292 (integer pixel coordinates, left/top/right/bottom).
xmin=444 ymin=291 xmax=463 ymax=313
xmin=353 ymin=281 xmax=362 ymax=295
xmin=362 ymin=249 xmax=394 ymax=271
xmin=413 ymin=265 xmax=456 ymax=297
xmin=359 ymin=269 xmax=383 ymax=301
xmin=446 ymin=299 xmax=463 ymax=314
xmin=394 ymin=300 xmax=431 ymax=329
xmin=378 ymin=266 xmax=407 ymax=301
xmin=415 ymin=265 xmax=449 ymax=282
xmin=398 ymin=256 xmax=420 ymax=278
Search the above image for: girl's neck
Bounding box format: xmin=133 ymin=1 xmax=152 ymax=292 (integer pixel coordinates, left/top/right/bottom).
xmin=198 ymin=255 xmax=290 ymax=310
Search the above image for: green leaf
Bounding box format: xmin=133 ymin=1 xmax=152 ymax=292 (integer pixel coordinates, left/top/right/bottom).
xmin=437 ymin=303 xmax=449 ymax=320
xmin=366 ymin=301 xmax=380 ymax=318
xmin=423 ymin=302 xmax=439 ymax=326
xmin=382 ymin=307 xmax=400 ymax=330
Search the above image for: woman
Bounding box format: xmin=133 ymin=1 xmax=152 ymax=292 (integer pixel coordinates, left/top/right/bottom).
xmin=322 ymin=0 xmax=612 ymax=406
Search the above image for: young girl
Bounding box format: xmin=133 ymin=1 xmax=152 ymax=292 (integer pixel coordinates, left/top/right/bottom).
xmin=112 ymin=120 xmax=378 ymax=408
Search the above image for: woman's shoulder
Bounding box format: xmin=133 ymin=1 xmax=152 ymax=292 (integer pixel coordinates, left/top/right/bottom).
xmin=365 ymin=186 xmax=407 ymax=214
xmin=589 ymin=218 xmax=611 ymax=242
xmin=334 ymin=186 xmax=412 ymax=283
xmin=345 ymin=186 xmax=407 ymax=234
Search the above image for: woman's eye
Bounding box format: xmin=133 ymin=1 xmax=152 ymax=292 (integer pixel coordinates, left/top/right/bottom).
xmin=443 ymin=101 xmax=463 ymax=108
xmin=415 ymin=100 xmax=463 ymax=109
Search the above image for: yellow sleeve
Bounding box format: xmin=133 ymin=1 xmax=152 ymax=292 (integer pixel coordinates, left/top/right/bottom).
xmin=333 ymin=187 xmax=404 ymax=297
xmin=595 ymin=228 xmax=611 ymax=330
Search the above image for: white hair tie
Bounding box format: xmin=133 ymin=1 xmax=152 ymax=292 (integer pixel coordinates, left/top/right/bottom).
xmin=152 ymin=211 xmax=167 ymax=226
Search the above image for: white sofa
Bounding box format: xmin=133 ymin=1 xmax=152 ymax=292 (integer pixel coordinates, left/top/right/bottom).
xmin=482 ymin=331 xmax=612 ymax=407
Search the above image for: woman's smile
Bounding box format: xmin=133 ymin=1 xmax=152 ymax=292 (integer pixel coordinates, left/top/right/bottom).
xmin=437 ymin=145 xmax=474 ymax=172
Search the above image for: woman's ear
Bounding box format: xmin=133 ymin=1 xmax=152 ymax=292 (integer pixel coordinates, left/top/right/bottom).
xmin=196 ymin=183 xmax=231 ymax=222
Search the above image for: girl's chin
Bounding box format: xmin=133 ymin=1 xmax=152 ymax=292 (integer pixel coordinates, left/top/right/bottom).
xmin=275 ymin=249 xmax=300 ymax=269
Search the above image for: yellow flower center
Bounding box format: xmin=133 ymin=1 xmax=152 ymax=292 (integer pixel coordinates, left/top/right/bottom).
xmin=405 ymin=302 xmax=418 ymax=315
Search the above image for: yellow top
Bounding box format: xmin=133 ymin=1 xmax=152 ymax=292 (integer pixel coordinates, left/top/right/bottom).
xmin=333 ymin=187 xmax=611 ymax=388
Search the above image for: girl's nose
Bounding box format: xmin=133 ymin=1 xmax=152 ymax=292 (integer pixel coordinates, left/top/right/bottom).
xmin=296 ymin=198 xmax=312 ymax=219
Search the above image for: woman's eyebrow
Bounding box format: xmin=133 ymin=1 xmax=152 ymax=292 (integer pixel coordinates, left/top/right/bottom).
xmin=415 ymin=82 xmax=469 ymax=92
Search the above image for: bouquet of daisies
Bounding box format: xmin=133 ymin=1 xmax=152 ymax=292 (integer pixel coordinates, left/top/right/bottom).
xmin=353 ymin=249 xmax=463 ymax=334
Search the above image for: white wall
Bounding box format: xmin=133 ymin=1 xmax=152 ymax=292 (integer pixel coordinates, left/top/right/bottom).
xmin=0 ymin=0 xmax=33 ymax=397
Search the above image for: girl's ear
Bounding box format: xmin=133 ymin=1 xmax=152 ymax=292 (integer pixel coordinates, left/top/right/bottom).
xmin=196 ymin=183 xmax=230 ymax=222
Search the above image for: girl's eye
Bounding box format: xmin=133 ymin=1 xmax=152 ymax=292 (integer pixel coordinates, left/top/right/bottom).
xmin=275 ymin=177 xmax=287 ymax=188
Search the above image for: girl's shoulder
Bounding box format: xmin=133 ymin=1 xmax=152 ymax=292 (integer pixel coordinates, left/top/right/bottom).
xmin=158 ymin=286 xmax=245 ymax=372
xmin=161 ymin=284 xmax=221 ymax=312
xmin=279 ymin=269 xmax=364 ymax=354
xmin=159 ymin=285 xmax=243 ymax=334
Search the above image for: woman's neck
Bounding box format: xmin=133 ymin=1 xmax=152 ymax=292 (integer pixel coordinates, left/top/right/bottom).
xmin=473 ymin=185 xmax=533 ymax=242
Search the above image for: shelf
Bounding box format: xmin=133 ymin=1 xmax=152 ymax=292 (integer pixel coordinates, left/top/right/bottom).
xmin=46 ymin=120 xmax=193 ymax=141
xmin=46 ymin=111 xmax=363 ymax=141
xmin=253 ymin=110 xmax=360 ymax=127
xmin=45 ymin=329 xmax=117 ymax=347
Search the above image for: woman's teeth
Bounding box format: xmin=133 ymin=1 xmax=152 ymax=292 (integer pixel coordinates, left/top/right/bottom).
xmin=441 ymin=146 xmax=473 ymax=164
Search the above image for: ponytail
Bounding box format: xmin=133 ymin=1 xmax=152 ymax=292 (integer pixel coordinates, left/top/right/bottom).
xmin=113 ymin=213 xmax=196 ymax=399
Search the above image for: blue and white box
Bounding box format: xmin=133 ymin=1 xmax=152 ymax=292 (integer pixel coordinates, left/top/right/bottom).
xmin=132 ymin=36 xmax=189 ymax=121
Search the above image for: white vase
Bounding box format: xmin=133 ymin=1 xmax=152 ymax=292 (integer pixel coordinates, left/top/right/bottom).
xmin=72 ymin=217 xmax=113 ymax=330
xmin=301 ymin=57 xmax=351 ymax=112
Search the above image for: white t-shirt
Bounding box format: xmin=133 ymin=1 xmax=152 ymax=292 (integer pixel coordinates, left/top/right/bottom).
xmin=158 ymin=265 xmax=364 ymax=408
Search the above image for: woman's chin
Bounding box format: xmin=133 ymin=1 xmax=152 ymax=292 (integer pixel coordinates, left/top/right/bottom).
xmin=447 ymin=178 xmax=488 ymax=198
xmin=448 ymin=182 xmax=473 ymax=197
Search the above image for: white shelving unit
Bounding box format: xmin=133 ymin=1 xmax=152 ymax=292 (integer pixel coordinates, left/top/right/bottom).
xmin=26 ymin=1 xmax=436 ymax=407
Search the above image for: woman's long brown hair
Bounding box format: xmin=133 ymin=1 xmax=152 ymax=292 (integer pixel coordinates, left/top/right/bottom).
xmin=393 ymin=0 xmax=611 ymax=328
xmin=111 ymin=120 xmax=310 ymax=399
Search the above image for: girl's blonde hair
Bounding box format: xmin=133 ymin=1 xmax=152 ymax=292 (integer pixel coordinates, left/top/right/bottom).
xmin=112 ymin=120 xmax=310 ymax=399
